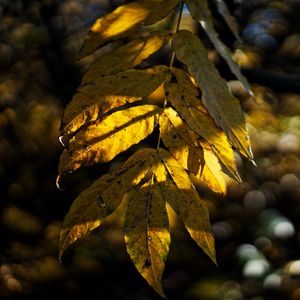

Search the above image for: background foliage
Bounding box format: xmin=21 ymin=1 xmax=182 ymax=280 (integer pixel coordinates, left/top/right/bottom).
xmin=1 ymin=0 xmax=300 ymax=299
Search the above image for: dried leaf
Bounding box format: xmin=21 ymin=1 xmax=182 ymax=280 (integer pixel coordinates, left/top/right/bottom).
xmin=213 ymin=0 xmax=241 ymax=41
xmin=185 ymin=0 xmax=252 ymax=95
xmin=59 ymin=148 xmax=157 ymax=259
xmin=79 ymin=0 xmax=180 ymax=58
xmin=59 ymin=105 xmax=161 ymax=176
xmin=158 ymin=149 xmax=216 ymax=264
xmin=160 ymin=107 xmax=226 ymax=194
xmin=164 ymin=68 xmax=240 ymax=182
xmin=61 ymin=65 xmax=168 ymax=135
xmin=82 ymin=30 xmax=172 ymax=84
xmin=124 ymin=181 xmax=170 ymax=297
xmin=172 ymin=30 xmax=253 ymax=161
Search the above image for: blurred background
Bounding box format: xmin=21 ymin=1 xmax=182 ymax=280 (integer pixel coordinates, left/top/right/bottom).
xmin=1 ymin=0 xmax=300 ymax=299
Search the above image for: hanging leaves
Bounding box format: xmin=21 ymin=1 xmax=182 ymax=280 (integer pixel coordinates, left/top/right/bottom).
xmin=61 ymin=65 xmax=168 ymax=135
xmin=57 ymin=0 xmax=255 ymax=297
xmin=78 ymin=0 xmax=180 ymax=59
xmin=172 ymin=30 xmax=253 ymax=161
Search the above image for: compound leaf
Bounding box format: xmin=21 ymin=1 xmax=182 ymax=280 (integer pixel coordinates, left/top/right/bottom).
xmin=59 ymin=148 xmax=157 ymax=259
xmin=124 ymin=181 xmax=170 ymax=297
xmin=79 ymin=0 xmax=180 ymax=58
xmin=61 ymin=65 xmax=168 ymax=135
xmin=59 ymin=105 xmax=161 ymax=176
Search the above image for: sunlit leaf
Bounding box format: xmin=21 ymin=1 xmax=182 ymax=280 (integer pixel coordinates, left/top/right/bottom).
xmin=82 ymin=30 xmax=172 ymax=84
xmin=213 ymin=0 xmax=241 ymax=41
xmin=59 ymin=105 xmax=161 ymax=176
xmin=157 ymin=149 xmax=217 ymax=264
xmin=160 ymin=107 xmax=226 ymax=194
xmin=172 ymin=30 xmax=253 ymax=161
xmin=59 ymin=148 xmax=157 ymax=259
xmin=164 ymin=68 xmax=240 ymax=182
xmin=79 ymin=0 xmax=180 ymax=58
xmin=185 ymin=0 xmax=252 ymax=95
xmin=61 ymin=65 xmax=168 ymax=135
xmin=124 ymin=180 xmax=170 ymax=297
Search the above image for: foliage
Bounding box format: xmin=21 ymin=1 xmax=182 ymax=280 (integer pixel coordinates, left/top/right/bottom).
xmin=57 ymin=0 xmax=254 ymax=296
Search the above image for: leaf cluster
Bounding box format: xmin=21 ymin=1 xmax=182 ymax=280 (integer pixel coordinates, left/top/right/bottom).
xmin=57 ymin=0 xmax=254 ymax=297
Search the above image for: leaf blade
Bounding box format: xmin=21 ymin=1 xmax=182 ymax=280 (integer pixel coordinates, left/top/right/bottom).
xmin=124 ymin=181 xmax=170 ymax=297
xmin=172 ymin=30 xmax=253 ymax=161
xmin=61 ymin=65 xmax=168 ymax=135
xmin=59 ymin=105 xmax=161 ymax=176
xmin=79 ymin=0 xmax=180 ymax=58
xmin=59 ymin=148 xmax=157 ymax=259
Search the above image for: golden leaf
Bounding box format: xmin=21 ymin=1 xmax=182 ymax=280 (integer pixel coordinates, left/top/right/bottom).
xmin=78 ymin=0 xmax=180 ymax=59
xmin=59 ymin=148 xmax=157 ymax=259
xmin=157 ymin=149 xmax=217 ymax=264
xmin=160 ymin=107 xmax=226 ymax=194
xmin=172 ymin=30 xmax=253 ymax=161
xmin=124 ymin=180 xmax=170 ymax=297
xmin=164 ymin=68 xmax=241 ymax=182
xmin=61 ymin=65 xmax=168 ymax=135
xmin=185 ymin=0 xmax=252 ymax=95
xmin=81 ymin=30 xmax=172 ymax=84
xmin=59 ymin=105 xmax=161 ymax=176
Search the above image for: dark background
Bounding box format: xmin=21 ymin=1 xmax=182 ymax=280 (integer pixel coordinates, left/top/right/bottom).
xmin=1 ymin=0 xmax=300 ymax=299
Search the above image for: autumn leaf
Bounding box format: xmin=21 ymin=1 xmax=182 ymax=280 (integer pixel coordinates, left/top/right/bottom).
xmin=78 ymin=0 xmax=180 ymax=59
xmin=81 ymin=30 xmax=172 ymax=84
xmin=61 ymin=65 xmax=168 ymax=135
xmin=59 ymin=105 xmax=161 ymax=176
xmin=59 ymin=148 xmax=157 ymax=259
xmin=160 ymin=107 xmax=226 ymax=194
xmin=157 ymin=149 xmax=217 ymax=264
xmin=172 ymin=30 xmax=253 ymax=161
xmin=185 ymin=0 xmax=252 ymax=95
xmin=164 ymin=68 xmax=241 ymax=182
xmin=124 ymin=181 xmax=170 ymax=297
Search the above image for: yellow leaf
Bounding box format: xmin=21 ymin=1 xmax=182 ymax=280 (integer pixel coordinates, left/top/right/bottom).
xmin=78 ymin=0 xmax=180 ymax=59
xmin=213 ymin=0 xmax=241 ymax=41
xmin=164 ymin=68 xmax=240 ymax=182
xmin=157 ymin=149 xmax=216 ymax=264
xmin=124 ymin=181 xmax=170 ymax=297
xmin=196 ymin=140 xmax=227 ymax=195
xmin=185 ymin=0 xmax=252 ymax=95
xmin=81 ymin=30 xmax=172 ymax=84
xmin=59 ymin=105 xmax=161 ymax=176
xmin=160 ymin=107 xmax=226 ymax=194
xmin=172 ymin=30 xmax=254 ymax=161
xmin=160 ymin=107 xmax=202 ymax=174
xmin=59 ymin=148 xmax=157 ymax=259
xmin=61 ymin=65 xmax=168 ymax=135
